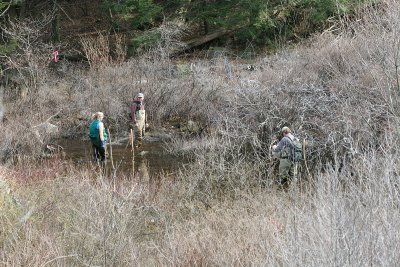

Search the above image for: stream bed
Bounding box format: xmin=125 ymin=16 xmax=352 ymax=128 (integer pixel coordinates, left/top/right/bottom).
xmin=57 ymin=137 xmax=186 ymax=178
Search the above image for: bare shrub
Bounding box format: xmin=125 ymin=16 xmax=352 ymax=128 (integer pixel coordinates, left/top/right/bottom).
xmin=146 ymin=0 xmax=400 ymax=197
xmin=80 ymin=32 xmax=111 ymax=69
xmin=1 ymin=15 xmax=54 ymax=93
xmin=164 ymin=149 xmax=400 ymax=266
xmin=114 ymin=33 xmax=127 ymax=64
xmin=2 ymin=0 xmax=400 ymax=184
xmin=3 ymin=2 xmax=400 ymax=265
xmin=80 ymin=32 xmax=127 ymax=68
xmin=2 ymin=147 xmax=400 ymax=265
xmin=0 ymin=117 xmax=60 ymax=164
xmin=0 ymin=160 xmax=164 ymax=266
xmin=154 ymin=21 xmax=188 ymax=59
xmin=0 ymin=78 xmax=67 ymax=161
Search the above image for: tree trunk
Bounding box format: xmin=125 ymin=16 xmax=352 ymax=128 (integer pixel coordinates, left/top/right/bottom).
xmin=0 ymin=85 xmax=3 ymax=123
xmin=170 ymin=28 xmax=233 ymax=55
xmin=203 ymin=19 xmax=209 ymax=35
xmin=186 ymin=28 xmax=232 ymax=49
xmin=51 ymin=12 xmax=60 ymax=42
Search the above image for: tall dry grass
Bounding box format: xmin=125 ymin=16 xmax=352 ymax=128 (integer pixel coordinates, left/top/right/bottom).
xmin=2 ymin=1 xmax=400 ymax=265
xmin=1 ymin=146 xmax=400 ymax=265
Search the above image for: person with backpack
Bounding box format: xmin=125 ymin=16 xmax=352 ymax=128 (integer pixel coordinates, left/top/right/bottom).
xmin=131 ymin=93 xmax=149 ymax=148
xmin=89 ymin=112 xmax=108 ymax=161
xmin=272 ymin=126 xmax=302 ymax=185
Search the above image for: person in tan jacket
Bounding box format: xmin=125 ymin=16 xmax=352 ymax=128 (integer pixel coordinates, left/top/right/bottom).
xmin=131 ymin=93 xmax=149 ymax=148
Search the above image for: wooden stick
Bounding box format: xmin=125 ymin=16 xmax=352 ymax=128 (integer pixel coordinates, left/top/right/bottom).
xmin=107 ymin=129 xmax=116 ymax=191
xmin=130 ymin=128 xmax=135 ymax=176
xmin=303 ymin=138 xmax=311 ymax=177
xmin=107 ymin=129 xmax=115 ymax=170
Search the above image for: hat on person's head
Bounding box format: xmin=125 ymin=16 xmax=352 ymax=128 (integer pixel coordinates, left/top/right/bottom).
xmin=281 ymin=126 xmax=292 ymax=134
xmin=137 ymin=93 xmax=144 ymax=98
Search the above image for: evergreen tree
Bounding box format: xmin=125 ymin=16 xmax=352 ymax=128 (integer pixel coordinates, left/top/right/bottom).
xmin=104 ymin=0 xmax=162 ymax=30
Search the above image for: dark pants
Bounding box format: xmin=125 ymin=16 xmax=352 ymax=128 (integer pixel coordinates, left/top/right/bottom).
xmin=92 ymin=143 xmax=106 ymax=161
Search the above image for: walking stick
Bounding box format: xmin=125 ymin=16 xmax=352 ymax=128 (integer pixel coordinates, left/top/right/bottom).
xmin=107 ymin=129 xmax=115 ymax=170
xmin=107 ymin=129 xmax=116 ymax=191
xmin=130 ymin=128 xmax=135 ymax=176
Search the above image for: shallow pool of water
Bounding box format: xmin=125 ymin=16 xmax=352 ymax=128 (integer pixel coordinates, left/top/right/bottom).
xmin=58 ymin=138 xmax=184 ymax=177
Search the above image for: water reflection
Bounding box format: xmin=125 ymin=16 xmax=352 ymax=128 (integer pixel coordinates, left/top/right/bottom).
xmin=58 ymin=139 xmax=183 ymax=178
xmin=134 ymin=158 xmax=150 ymax=183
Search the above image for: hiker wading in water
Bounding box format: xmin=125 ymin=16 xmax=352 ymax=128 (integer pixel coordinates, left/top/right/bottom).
xmin=131 ymin=93 xmax=149 ymax=148
xmin=89 ymin=112 xmax=108 ymax=161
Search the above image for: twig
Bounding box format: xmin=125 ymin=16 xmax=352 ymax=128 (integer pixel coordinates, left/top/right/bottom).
xmin=45 ymin=110 xmax=61 ymax=123
xmin=31 ymin=111 xmax=61 ymax=129
xmin=41 ymin=255 xmax=78 ymax=267
xmin=0 ymin=2 xmax=11 ymax=17
xmin=303 ymin=138 xmax=311 ymax=177
xmin=53 ymin=1 xmax=74 ymax=24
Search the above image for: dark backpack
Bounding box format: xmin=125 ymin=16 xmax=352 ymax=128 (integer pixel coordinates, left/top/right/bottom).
xmin=134 ymin=101 xmax=143 ymax=112
xmin=290 ymin=137 xmax=303 ymax=162
xmin=129 ymin=101 xmax=144 ymax=119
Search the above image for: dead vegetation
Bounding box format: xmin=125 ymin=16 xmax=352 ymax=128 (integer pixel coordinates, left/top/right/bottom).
xmin=1 ymin=1 xmax=400 ymax=265
xmin=0 ymin=1 xmax=399 ymax=173
xmin=0 ymin=1 xmax=399 ymax=172
xmin=1 ymin=147 xmax=400 ymax=265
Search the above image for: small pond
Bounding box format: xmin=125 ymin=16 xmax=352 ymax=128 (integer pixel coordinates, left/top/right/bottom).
xmin=58 ymin=137 xmax=185 ymax=178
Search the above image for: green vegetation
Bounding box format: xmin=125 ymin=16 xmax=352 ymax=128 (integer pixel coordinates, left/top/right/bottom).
xmin=0 ymin=2 xmax=8 ymax=9
xmin=0 ymin=38 xmax=17 ymax=55
xmin=103 ymin=0 xmax=163 ymax=30
xmin=0 ymin=0 xmax=367 ymax=55
xmin=129 ymin=29 xmax=161 ymax=54
xmin=103 ymin=0 xmax=365 ymax=52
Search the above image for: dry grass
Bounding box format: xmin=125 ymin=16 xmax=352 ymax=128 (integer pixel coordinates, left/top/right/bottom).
xmin=2 ymin=0 xmax=400 ymax=265
xmin=1 ymin=148 xmax=400 ymax=265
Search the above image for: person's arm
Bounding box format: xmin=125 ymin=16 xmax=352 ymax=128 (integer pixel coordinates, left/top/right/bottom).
xmin=274 ymin=137 xmax=289 ymax=152
xmin=99 ymin=122 xmax=104 ymax=142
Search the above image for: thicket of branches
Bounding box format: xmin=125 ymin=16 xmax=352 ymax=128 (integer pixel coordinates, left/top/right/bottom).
xmin=2 ymin=1 xmax=400 ymax=265
xmin=2 ymin=151 xmax=400 ymax=265
xmin=0 ymin=1 xmax=398 ymax=171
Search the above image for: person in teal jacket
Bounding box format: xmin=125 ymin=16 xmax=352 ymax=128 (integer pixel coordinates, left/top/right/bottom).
xmin=89 ymin=112 xmax=108 ymax=161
